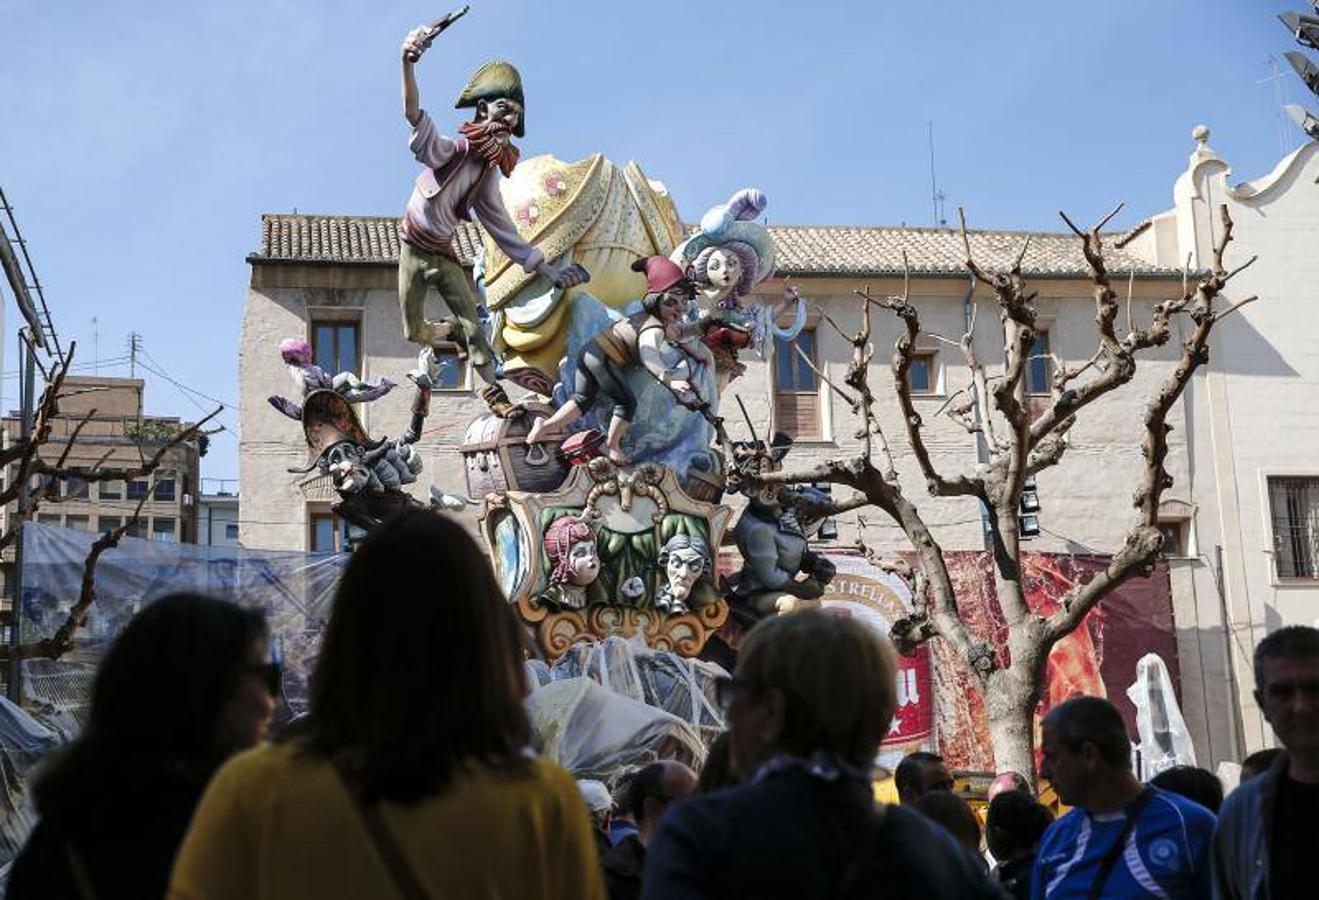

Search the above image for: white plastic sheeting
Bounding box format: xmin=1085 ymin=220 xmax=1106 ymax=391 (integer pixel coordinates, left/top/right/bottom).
xmin=523 ymin=636 xmax=727 ymax=786
xmin=0 ymin=697 xmax=63 ymax=871
xmin=1126 ymin=652 xmax=1196 ymax=777
xmin=18 ymin=522 xmax=348 ymax=723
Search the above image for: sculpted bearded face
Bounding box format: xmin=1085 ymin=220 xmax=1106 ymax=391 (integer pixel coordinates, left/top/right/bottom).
xmin=665 ymin=547 xmax=706 ymax=601
xmin=475 ymin=97 xmax=523 ymax=145
xmin=565 ymin=539 xmax=601 ymax=586
xmin=705 ymin=248 xmax=744 ymax=290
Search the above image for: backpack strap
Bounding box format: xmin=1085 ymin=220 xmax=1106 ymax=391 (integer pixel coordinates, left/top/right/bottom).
xmin=336 ymin=767 xmax=433 ymax=900
xmin=1086 ymin=787 xmax=1155 ymax=900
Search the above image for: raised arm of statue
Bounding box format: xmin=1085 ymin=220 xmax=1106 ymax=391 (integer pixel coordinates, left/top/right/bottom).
xmin=400 ymin=27 xmax=429 ymax=126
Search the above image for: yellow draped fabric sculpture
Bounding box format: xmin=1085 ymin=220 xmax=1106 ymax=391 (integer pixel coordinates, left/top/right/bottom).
xmin=482 ymin=154 xmax=685 ymax=394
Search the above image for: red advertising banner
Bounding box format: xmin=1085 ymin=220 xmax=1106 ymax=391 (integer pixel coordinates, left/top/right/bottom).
xmin=716 ymin=548 xmax=1177 ymax=772
xmin=932 ymin=552 xmax=1177 ymax=771
xmin=818 ymin=555 xmax=934 ymax=751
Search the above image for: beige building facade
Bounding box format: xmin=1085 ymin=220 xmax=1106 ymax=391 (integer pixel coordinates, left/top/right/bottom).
xmin=2 ymin=376 xmax=202 ymax=544
xmin=1122 ymin=129 xmax=1319 ymax=759
xmin=239 ymin=133 xmax=1316 ymax=767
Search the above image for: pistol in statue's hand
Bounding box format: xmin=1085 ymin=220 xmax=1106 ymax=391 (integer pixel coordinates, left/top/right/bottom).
xmin=402 ymin=6 xmax=470 ymax=63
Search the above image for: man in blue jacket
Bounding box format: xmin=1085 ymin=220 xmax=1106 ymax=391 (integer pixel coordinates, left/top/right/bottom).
xmin=1213 ymin=625 xmax=1319 ymax=899
xmin=1032 ymin=696 xmax=1215 ymax=899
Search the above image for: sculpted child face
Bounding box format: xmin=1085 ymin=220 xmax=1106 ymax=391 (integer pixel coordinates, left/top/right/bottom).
xmin=665 ymin=548 xmax=706 ymax=600
xmin=565 ymin=539 xmax=601 ymax=586
xmin=705 ymin=248 xmax=743 ymax=290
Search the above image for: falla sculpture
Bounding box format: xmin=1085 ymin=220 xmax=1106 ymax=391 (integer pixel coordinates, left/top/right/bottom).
xmin=268 ymin=8 xmax=837 ymax=661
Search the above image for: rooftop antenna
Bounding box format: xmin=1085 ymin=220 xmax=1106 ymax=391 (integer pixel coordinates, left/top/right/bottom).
xmin=927 ymin=122 xmax=948 ymax=227
xmin=1259 ymin=55 xmax=1294 ymax=158
xmin=92 ymin=316 xmax=99 ymax=372
xmin=128 ymin=331 xmax=142 ymax=377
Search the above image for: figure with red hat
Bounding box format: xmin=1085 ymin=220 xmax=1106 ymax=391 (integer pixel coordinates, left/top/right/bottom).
xmin=526 ymin=256 xmax=707 ymax=465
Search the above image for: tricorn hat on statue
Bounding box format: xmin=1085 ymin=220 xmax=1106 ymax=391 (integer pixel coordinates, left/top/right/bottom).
xmin=297 ymin=390 xmax=385 ymax=470
xmin=455 ymin=60 xmax=526 ymax=137
xmin=630 ymin=255 xmax=690 ymax=295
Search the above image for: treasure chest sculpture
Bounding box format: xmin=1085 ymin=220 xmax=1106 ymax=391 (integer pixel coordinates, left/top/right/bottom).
xmin=460 ymin=402 xmax=568 ymax=498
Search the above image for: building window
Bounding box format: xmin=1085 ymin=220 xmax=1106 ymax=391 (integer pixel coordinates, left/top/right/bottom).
xmin=127 ymin=479 xmax=150 ymax=501
xmin=310 ymin=511 xmax=364 ymax=553
xmin=1026 ymin=330 xmax=1053 ymax=395
xmin=1158 ymin=519 xmax=1189 ymax=557
xmin=1268 ymin=477 xmax=1319 ymax=579
xmin=225 ymin=523 xmax=240 ymax=540
xmin=63 ymin=471 xmax=89 ymax=500
xmin=154 ymin=476 xmax=176 ymax=502
xmin=125 ymin=519 xmax=146 ymax=540
xmin=312 ymin=321 xmax=360 ymax=376
xmin=431 ymin=345 xmax=467 ymax=390
xmin=151 ymin=517 xmax=177 ymax=542
xmin=36 ymin=513 xmax=60 ymax=526
xmin=907 ymin=351 xmax=938 ymax=395
xmin=97 ymin=516 xmax=124 ymax=534
xmin=99 ymin=480 xmax=123 ymax=500
xmin=774 ymin=329 xmax=820 ymax=440
xmin=65 ymin=515 xmax=90 ymax=532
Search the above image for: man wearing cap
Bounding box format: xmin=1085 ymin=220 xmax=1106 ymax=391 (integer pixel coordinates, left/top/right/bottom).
xmin=525 ymin=256 xmax=703 ymax=466
xmin=399 ymin=23 xmax=589 ymax=413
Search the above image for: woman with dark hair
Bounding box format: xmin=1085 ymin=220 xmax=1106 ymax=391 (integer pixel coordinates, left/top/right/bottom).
xmin=8 ymin=593 xmax=275 ymax=900
xmin=169 ymin=510 xmax=604 ymax=899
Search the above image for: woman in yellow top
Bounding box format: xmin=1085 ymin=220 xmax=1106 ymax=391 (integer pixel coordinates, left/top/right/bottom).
xmin=169 ymin=510 xmax=605 ymax=900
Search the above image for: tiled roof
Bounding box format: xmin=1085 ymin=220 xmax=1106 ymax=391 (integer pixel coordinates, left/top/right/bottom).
xmin=251 ymin=214 xmax=1180 ymax=278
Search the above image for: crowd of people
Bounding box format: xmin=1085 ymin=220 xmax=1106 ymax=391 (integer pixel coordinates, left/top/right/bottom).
xmin=3 ymin=507 xmax=1316 ymax=898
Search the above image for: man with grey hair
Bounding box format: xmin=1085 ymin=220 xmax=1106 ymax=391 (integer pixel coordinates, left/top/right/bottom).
xmin=1033 ymin=696 xmax=1214 ymax=898
xmin=642 ymin=610 xmax=998 ymax=898
xmin=1213 ymin=625 xmax=1319 ymax=899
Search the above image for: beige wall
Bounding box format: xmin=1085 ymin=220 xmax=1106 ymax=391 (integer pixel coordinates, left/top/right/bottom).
xmin=238 ymin=256 xmax=1227 ymax=759
xmin=240 ymin=131 xmax=1319 ymax=772
xmin=1127 ymin=134 xmax=1319 ymax=758
xmin=239 ymin=264 xmax=484 ymax=551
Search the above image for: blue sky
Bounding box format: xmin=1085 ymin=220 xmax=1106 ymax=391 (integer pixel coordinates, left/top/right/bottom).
xmin=0 ymin=0 xmax=1310 ymax=483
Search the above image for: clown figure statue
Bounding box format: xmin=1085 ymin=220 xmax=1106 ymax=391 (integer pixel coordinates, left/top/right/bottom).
xmin=654 ymin=534 xmax=710 ymax=615
xmin=398 ymin=18 xmax=589 ymax=415
xmin=539 ymin=515 xmax=601 ymax=610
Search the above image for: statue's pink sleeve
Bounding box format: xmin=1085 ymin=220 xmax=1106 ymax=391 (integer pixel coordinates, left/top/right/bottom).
xmin=407 ymin=110 xmax=459 ymax=169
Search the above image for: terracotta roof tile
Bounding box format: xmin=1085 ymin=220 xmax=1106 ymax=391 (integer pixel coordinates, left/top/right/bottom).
xmin=250 ymin=214 xmax=1179 ymax=277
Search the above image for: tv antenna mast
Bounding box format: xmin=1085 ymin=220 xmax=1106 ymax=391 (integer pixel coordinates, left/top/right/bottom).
xmin=928 ymin=122 xmax=948 ymax=227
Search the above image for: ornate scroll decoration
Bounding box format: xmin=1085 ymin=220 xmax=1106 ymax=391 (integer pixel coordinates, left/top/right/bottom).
xmin=516 ymin=593 xmax=730 ymax=661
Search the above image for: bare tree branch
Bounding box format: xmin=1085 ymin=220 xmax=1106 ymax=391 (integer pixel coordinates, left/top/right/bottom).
xmin=1045 ymin=205 xmax=1245 ymax=642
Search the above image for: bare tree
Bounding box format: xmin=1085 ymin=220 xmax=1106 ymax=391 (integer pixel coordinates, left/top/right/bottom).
xmin=0 ymin=345 xmax=221 ymax=663
xmin=736 ymin=205 xmax=1255 ymax=777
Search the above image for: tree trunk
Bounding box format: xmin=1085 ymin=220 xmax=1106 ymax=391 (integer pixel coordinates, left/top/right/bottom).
xmin=984 ymin=667 xmax=1039 ymax=781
